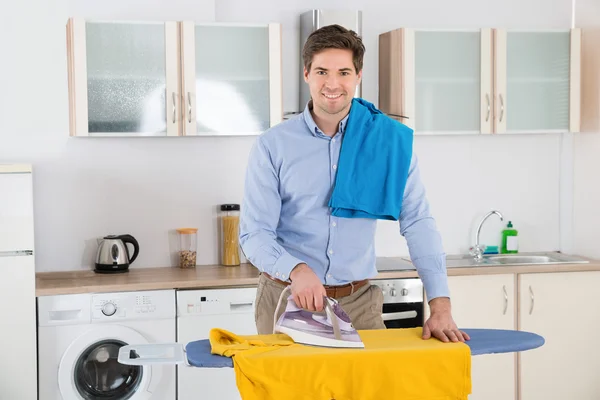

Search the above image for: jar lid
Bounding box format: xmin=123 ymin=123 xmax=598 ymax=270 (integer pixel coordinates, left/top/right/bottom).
xmin=220 ymin=204 xmax=240 ymax=211
xmin=176 ymin=228 xmax=198 ymax=234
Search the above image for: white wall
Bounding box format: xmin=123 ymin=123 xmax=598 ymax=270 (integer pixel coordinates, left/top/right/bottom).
xmin=573 ymin=0 xmax=600 ymax=258
xmin=0 ymin=0 xmax=573 ymax=272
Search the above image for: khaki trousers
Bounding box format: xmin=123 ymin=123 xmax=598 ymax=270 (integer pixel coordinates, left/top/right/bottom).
xmin=255 ymin=273 xmax=386 ymax=335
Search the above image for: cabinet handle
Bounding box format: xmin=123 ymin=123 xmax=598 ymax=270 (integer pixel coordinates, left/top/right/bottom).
xmin=529 ymin=285 xmax=534 ymax=315
xmin=499 ymin=94 xmax=504 ymax=123
xmin=502 ymin=285 xmax=508 ymax=315
xmin=172 ymin=92 xmax=176 ymax=123
xmin=486 ymin=93 xmax=490 ymax=122
xmin=187 ymin=92 xmax=192 ymax=124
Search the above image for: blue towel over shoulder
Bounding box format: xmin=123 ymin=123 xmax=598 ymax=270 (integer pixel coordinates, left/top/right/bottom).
xmin=328 ymin=98 xmax=413 ymax=221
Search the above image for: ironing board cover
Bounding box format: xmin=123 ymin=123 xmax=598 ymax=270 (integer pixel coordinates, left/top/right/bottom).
xmin=184 ymin=328 xmax=544 ymax=368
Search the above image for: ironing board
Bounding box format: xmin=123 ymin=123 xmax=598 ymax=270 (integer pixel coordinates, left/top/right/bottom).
xmin=184 ymin=328 xmax=544 ymax=368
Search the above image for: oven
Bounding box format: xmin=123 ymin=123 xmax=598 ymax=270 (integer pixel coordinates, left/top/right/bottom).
xmin=371 ymin=278 xmax=424 ymax=329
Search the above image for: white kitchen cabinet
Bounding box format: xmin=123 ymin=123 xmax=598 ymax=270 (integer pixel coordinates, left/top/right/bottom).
xmin=496 ymin=29 xmax=580 ymax=134
xmin=180 ymin=22 xmax=282 ymax=136
xmin=379 ymin=28 xmax=580 ymax=134
xmin=379 ymin=29 xmax=492 ymax=135
xmin=519 ymin=271 xmax=600 ymax=400
xmin=66 ymin=18 xmax=282 ymax=137
xmin=425 ymin=274 xmax=516 ymax=400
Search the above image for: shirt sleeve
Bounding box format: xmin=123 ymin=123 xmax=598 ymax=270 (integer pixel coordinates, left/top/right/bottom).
xmin=239 ymin=137 xmax=305 ymax=281
xmin=398 ymin=153 xmax=450 ymax=303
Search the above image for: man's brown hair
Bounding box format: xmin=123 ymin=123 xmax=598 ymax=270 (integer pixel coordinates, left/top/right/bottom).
xmin=302 ymin=24 xmax=365 ymax=74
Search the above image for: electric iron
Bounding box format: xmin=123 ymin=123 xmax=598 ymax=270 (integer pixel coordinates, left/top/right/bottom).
xmin=273 ymin=285 xmax=365 ymax=348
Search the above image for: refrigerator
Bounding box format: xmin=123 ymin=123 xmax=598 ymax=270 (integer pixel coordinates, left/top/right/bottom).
xmin=0 ymin=164 xmax=37 ymax=400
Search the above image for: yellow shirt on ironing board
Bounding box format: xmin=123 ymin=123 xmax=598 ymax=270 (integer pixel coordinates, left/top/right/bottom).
xmin=210 ymin=327 xmax=471 ymax=400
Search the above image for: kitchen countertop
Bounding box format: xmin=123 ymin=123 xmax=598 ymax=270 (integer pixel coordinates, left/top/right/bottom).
xmin=35 ymin=256 xmax=600 ymax=296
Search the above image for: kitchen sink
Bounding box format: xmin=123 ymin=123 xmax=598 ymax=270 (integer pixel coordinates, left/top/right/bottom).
xmin=443 ymin=252 xmax=590 ymax=268
xmin=484 ymin=255 xmax=555 ymax=264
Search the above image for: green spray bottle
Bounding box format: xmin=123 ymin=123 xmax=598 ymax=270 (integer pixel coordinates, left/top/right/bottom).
xmin=501 ymin=221 xmax=518 ymax=254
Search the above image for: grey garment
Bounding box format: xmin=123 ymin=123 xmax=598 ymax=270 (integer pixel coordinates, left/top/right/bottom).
xmin=254 ymin=273 xmax=386 ymax=335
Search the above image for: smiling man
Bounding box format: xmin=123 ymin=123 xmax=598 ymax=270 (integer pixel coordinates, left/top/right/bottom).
xmin=239 ymin=24 xmax=468 ymax=344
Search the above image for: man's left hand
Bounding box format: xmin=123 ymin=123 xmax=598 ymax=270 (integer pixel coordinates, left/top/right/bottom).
xmin=422 ymin=297 xmax=470 ymax=343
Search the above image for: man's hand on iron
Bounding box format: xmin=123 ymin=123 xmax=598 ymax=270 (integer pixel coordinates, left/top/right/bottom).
xmin=289 ymin=263 xmax=327 ymax=312
xmin=422 ymin=297 xmax=470 ymax=343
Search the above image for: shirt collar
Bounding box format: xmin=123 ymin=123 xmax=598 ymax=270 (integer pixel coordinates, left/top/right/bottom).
xmin=302 ymin=100 xmax=350 ymax=138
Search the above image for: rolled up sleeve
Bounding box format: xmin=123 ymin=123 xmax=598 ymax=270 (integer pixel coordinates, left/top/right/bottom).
xmin=399 ymin=154 xmax=450 ymax=302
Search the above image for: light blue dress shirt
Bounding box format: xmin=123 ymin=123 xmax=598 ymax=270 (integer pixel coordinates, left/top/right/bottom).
xmin=239 ymin=102 xmax=449 ymax=302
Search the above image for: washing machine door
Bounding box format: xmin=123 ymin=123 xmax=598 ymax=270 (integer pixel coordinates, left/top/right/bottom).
xmin=58 ymin=325 xmax=160 ymax=400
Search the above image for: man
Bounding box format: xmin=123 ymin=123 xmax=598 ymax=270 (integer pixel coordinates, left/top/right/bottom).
xmin=239 ymin=24 xmax=469 ymax=343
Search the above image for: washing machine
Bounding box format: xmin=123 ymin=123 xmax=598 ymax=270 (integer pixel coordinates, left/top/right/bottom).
xmin=37 ymin=289 xmax=176 ymax=400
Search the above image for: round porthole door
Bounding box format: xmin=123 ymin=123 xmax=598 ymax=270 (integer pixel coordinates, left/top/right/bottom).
xmin=58 ymin=325 xmax=157 ymax=400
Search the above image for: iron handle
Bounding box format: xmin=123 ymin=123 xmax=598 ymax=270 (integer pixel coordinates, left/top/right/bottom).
xmin=486 ymin=93 xmax=490 ymax=122
xmin=529 ymin=285 xmax=535 ymax=315
xmin=499 ymin=94 xmax=504 ymax=123
xmin=172 ymin=92 xmax=176 ymax=123
xmin=503 ymin=285 xmax=508 ymax=315
xmin=187 ymin=92 xmax=192 ymax=123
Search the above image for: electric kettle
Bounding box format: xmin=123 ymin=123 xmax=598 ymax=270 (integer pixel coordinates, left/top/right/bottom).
xmin=95 ymin=234 xmax=139 ymax=274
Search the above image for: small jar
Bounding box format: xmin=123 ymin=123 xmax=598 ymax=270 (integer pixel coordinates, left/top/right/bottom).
xmin=176 ymin=228 xmax=198 ymax=268
xmin=219 ymin=204 xmax=240 ymax=266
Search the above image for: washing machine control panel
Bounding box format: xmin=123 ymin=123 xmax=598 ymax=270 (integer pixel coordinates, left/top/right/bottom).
xmin=101 ymin=301 xmax=117 ymax=316
xmin=91 ymin=290 xmax=174 ymax=320
xmin=92 ymin=298 xmax=126 ymax=319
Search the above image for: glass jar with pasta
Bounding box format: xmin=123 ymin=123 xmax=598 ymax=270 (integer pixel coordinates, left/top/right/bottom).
xmin=219 ymin=204 xmax=240 ymax=266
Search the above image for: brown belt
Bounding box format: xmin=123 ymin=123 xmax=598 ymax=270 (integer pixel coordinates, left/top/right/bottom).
xmin=262 ymin=272 xmax=369 ymax=299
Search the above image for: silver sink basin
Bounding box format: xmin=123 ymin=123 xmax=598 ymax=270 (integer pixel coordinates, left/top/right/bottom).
xmin=444 ymin=252 xmax=589 ymax=268
xmin=484 ymin=255 xmax=555 ymax=264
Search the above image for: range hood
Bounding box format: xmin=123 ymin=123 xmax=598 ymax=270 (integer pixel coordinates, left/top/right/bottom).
xmin=294 ymin=10 xmax=363 ymax=116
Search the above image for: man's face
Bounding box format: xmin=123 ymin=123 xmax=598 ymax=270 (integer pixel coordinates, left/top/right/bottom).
xmin=304 ymin=48 xmax=362 ymax=117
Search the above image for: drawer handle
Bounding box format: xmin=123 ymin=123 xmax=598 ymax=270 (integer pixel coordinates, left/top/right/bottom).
xmin=503 ymin=285 xmax=508 ymax=315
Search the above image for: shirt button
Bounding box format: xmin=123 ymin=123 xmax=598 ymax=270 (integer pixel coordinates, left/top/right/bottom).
xmin=332 ymin=164 xmax=337 ymax=170
xmin=332 ymin=139 xmax=336 ymax=143
xmin=327 ymin=274 xmax=332 ymax=278
xmin=331 ymin=222 xmax=337 ymax=227
xmin=275 ymin=272 xmax=280 ymax=277
xmin=328 ymin=249 xmax=333 ymax=255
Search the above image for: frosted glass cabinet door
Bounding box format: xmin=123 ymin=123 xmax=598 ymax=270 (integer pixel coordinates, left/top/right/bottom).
xmin=414 ymin=30 xmax=492 ymax=134
xmin=500 ymin=30 xmax=571 ymax=133
xmin=181 ymin=23 xmax=282 ymax=136
xmin=67 ymin=18 xmax=180 ymax=136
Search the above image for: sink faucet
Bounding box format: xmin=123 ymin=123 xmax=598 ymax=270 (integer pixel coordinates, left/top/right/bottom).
xmin=470 ymin=210 xmax=504 ymax=262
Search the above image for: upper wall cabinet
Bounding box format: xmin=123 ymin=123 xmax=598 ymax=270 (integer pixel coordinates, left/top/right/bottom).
xmin=379 ymin=28 xmax=581 ymax=135
xmin=580 ymin=28 xmax=600 ymax=133
xmin=66 ymin=18 xmax=282 ymax=137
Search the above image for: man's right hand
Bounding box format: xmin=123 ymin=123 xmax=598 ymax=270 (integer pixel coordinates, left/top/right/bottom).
xmin=289 ymin=263 xmax=327 ymax=311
